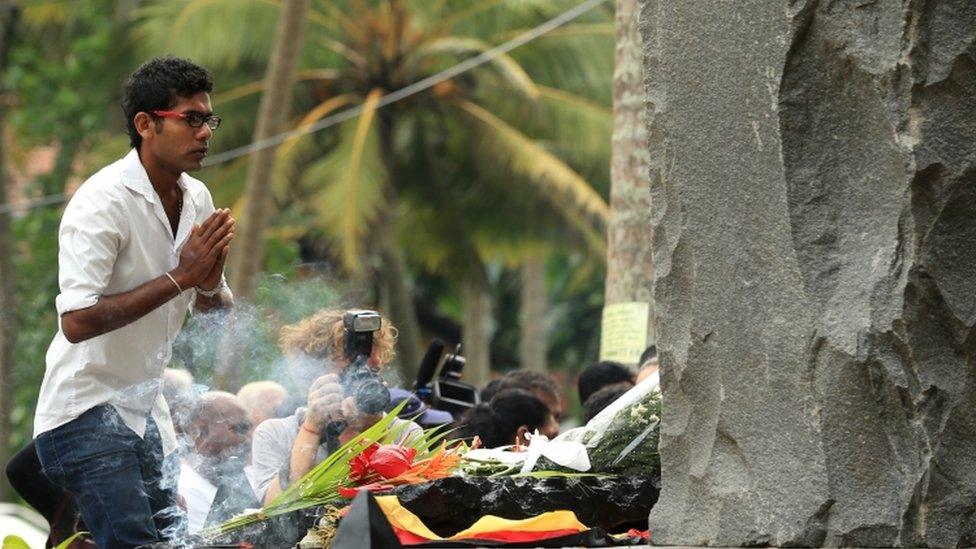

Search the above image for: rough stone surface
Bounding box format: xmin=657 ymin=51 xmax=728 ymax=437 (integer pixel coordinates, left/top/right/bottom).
xmin=639 ymin=1 xmax=976 ymax=546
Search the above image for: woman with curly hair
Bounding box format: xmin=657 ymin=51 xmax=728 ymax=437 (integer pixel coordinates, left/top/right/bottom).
xmin=250 ymin=309 xmax=420 ymax=504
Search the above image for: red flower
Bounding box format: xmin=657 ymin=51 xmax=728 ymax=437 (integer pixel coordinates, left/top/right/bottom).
xmin=349 ymin=443 xmax=417 ymax=483
xmin=349 ymin=443 xmax=380 ymax=482
xmin=369 ymin=444 xmax=417 ymax=479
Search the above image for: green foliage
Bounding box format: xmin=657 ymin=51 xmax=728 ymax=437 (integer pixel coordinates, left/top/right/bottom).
xmin=9 ymin=209 xmax=61 ymax=453
xmin=2 ymin=534 xmax=31 ymax=549
xmin=7 ymin=1 xmax=137 ymax=162
xmin=135 ymin=0 xmax=612 ymax=272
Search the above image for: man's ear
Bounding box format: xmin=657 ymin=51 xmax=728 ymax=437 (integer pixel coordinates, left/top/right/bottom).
xmin=134 ymin=112 xmax=157 ymax=142
xmin=515 ymin=425 xmax=529 ymax=446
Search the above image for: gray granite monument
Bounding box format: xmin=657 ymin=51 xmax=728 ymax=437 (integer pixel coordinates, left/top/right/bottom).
xmin=639 ymin=1 xmax=975 ymax=546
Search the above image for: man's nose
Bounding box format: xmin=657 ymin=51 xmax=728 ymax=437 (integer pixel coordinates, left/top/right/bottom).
xmin=196 ymin=123 xmax=213 ymax=140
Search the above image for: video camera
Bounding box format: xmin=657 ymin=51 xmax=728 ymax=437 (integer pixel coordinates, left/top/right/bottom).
xmin=340 ymin=309 xmax=390 ymax=415
xmin=413 ymin=340 xmax=480 ymax=417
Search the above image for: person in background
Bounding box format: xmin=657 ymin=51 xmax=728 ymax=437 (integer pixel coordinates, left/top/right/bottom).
xmin=236 ymin=380 xmax=289 ymax=492
xmin=163 ymin=367 xmax=198 ymax=440
xmin=577 ymin=360 xmax=635 ymax=407
xmin=582 ymin=382 xmax=633 ymax=423
xmin=237 ymin=380 xmax=289 ymax=433
xmin=31 ymin=56 xmax=234 ymax=548
xmin=479 ymin=378 xmax=504 ymax=403
xmin=4 ymin=442 xmax=91 ymax=548
xmin=482 ymin=370 xmax=564 ymax=424
xmin=178 ymin=392 xmax=257 ymax=534
xmin=250 ymin=309 xmax=421 ymax=505
xmin=636 ymin=345 xmax=660 ymax=384
xmin=459 ymin=389 xmax=560 ymax=448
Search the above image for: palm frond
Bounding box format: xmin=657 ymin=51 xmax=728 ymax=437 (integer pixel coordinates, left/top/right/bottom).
xmin=490 ymin=22 xmax=613 ymax=43
xmin=215 ymin=69 xmax=338 ymax=106
xmin=456 ymin=99 xmax=608 ymax=234
xmin=276 ymin=93 xmax=359 ymax=159
xmin=302 ymin=89 xmax=387 ymax=273
xmin=442 ymin=0 xmax=509 ymax=29
xmin=535 ymin=85 xmax=612 ymax=181
xmin=508 ymin=34 xmax=613 ymax=103
xmin=168 ymin=0 xmax=277 ymax=48
xmin=417 ymin=36 xmax=539 ymax=99
xmin=134 ymin=0 xmax=280 ymax=67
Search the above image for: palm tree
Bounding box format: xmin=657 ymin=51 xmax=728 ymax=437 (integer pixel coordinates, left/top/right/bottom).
xmin=605 ymin=0 xmax=654 ymax=362
xmin=136 ymin=0 xmax=613 ymax=385
xmin=213 ymin=0 xmax=310 ymax=390
xmin=228 ymin=0 xmax=310 ymax=301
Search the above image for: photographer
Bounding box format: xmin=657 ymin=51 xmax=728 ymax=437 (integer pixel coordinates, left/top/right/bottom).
xmin=251 ymin=309 xmax=421 ymax=504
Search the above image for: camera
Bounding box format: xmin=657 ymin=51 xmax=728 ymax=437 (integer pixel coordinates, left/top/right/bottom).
xmin=431 ymin=344 xmax=480 ymax=417
xmin=340 ymin=310 xmax=390 ymax=415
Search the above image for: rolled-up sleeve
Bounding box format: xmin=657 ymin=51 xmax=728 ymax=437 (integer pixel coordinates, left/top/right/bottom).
xmin=55 ymin=190 xmax=128 ymax=315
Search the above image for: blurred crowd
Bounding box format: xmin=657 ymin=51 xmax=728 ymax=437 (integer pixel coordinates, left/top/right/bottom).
xmin=8 ymin=306 xmax=660 ymax=543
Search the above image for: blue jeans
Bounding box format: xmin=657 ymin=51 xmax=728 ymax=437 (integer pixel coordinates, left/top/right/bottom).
xmin=35 ymin=405 xmax=184 ymax=548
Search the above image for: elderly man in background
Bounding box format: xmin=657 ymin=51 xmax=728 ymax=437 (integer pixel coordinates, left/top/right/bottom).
xmin=179 ymin=392 xmax=258 ymax=534
xmin=237 ymin=380 xmax=289 ymax=432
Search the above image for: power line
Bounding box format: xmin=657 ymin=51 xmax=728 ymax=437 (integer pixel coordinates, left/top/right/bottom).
xmin=0 ymin=0 xmax=609 ymax=215
xmin=0 ymin=193 xmax=66 ymax=215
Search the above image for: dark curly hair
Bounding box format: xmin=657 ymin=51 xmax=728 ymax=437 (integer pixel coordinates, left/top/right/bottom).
xmin=481 ymin=370 xmax=559 ymax=403
xmin=459 ymin=389 xmax=551 ymax=448
xmin=121 ymin=56 xmax=214 ymax=149
xmin=577 ymin=361 xmax=634 ymax=405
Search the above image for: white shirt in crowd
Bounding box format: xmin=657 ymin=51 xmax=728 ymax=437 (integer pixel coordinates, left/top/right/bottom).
xmin=178 ymin=462 xmax=217 ymax=535
xmin=178 ymin=461 xmax=258 ymax=534
xmin=33 ymin=149 xmax=226 ymax=455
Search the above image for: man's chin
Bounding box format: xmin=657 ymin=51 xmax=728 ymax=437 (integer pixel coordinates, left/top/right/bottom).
xmin=186 ymin=152 xmax=208 ymax=170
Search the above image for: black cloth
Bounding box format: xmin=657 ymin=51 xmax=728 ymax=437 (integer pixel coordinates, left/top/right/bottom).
xmin=5 ymin=440 xmax=83 ymax=548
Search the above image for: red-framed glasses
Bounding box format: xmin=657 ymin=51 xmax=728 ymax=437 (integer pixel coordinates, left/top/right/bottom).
xmin=151 ymin=110 xmax=221 ymax=130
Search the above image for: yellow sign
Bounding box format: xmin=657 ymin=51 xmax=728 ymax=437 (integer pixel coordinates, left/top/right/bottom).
xmin=599 ymin=302 xmax=650 ymax=364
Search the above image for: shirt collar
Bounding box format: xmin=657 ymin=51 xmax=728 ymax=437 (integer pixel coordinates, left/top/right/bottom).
xmin=120 ymin=148 xmax=189 ymax=203
xmin=121 ymin=149 xmax=195 ymax=245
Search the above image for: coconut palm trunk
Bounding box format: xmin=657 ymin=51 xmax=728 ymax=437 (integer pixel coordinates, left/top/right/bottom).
xmin=605 ymin=0 xmax=655 ymax=358
xmin=0 ymin=4 xmax=19 ymax=502
xmin=227 ymin=0 xmax=310 ymax=300
xmin=520 ymin=256 xmax=548 ymax=372
xmin=461 ymin=269 xmax=492 ymax=389
xmin=376 ymin=233 xmax=423 ymax=383
xmin=216 ymin=0 xmax=309 ymax=390
xmin=375 ymin=111 xmax=423 ymax=382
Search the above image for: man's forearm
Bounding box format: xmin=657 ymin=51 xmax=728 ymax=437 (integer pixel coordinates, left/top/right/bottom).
xmin=60 ymin=272 xmax=185 ymax=343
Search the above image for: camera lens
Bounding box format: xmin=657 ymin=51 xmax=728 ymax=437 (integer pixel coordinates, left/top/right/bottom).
xmin=341 ymin=362 xmax=391 ymax=415
xmin=353 ymin=379 xmax=391 ymax=415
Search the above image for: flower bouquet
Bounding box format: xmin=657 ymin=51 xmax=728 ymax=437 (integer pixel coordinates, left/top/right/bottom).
xmin=202 ymin=402 xmax=466 ymax=540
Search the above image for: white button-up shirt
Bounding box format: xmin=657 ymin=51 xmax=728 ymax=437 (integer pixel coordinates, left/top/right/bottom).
xmin=34 ymin=149 xmax=225 ymax=455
